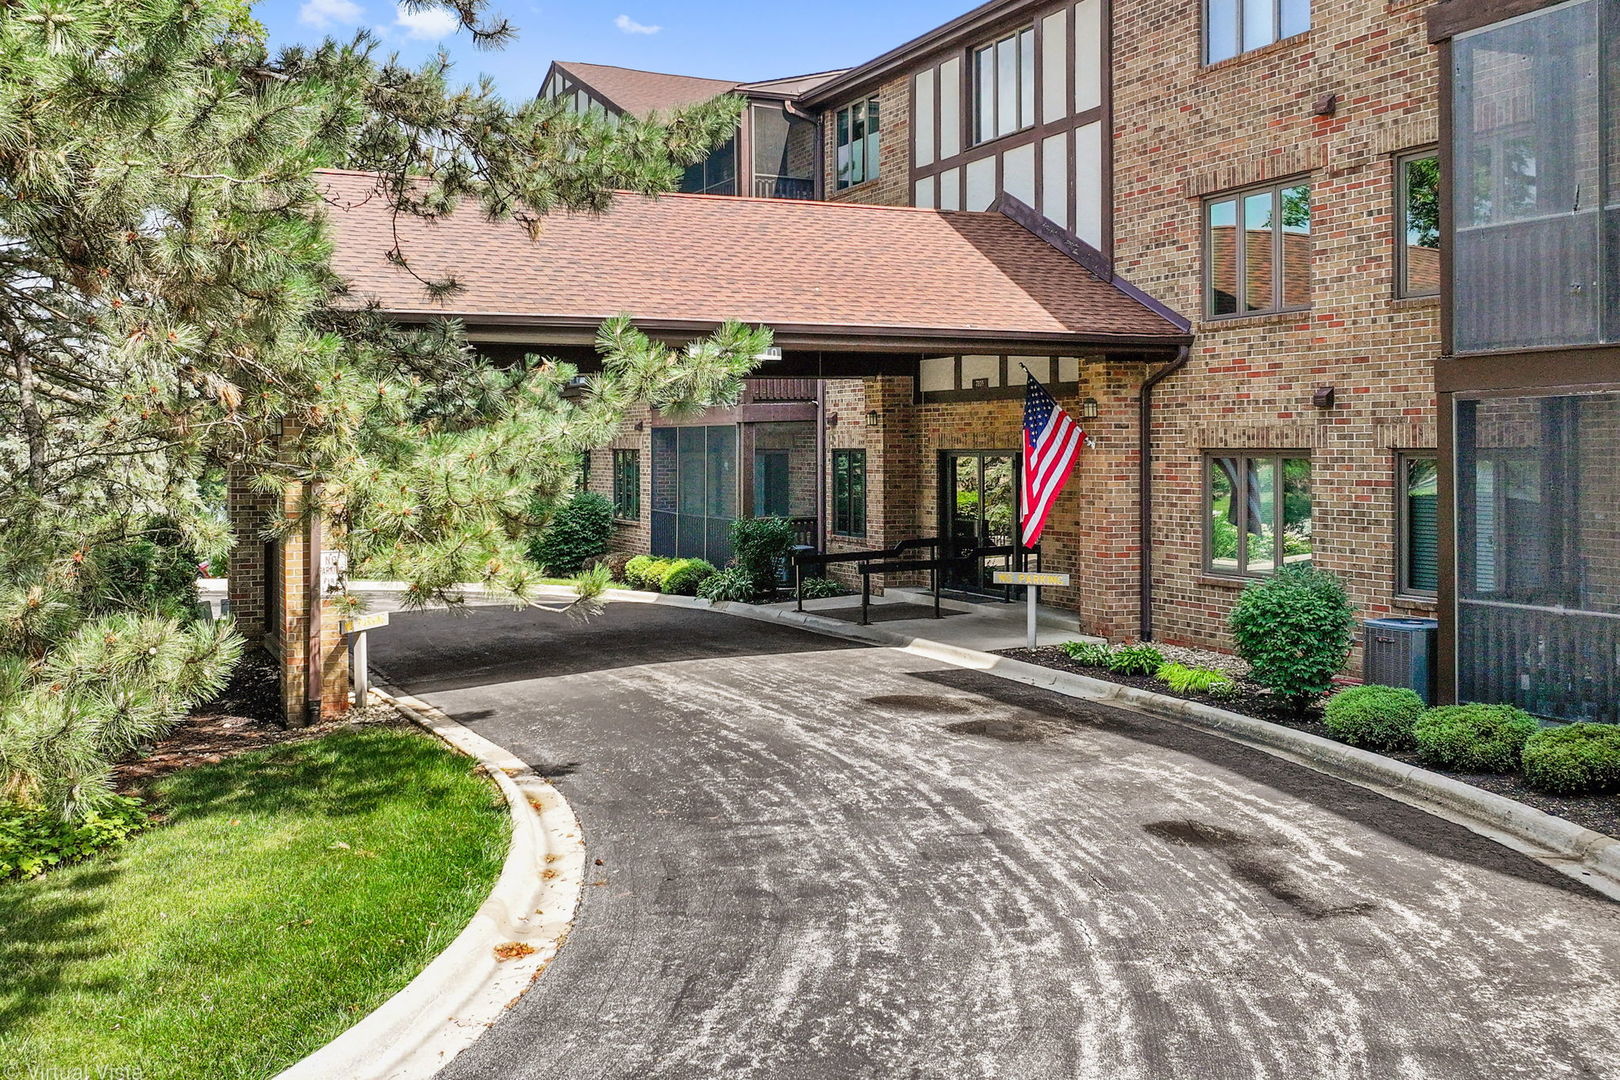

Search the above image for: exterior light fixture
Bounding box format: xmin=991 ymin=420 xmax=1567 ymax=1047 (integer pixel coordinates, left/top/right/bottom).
xmin=826 ymin=413 xmax=840 ymax=428
xmin=1081 ymin=397 xmax=1100 ymax=420
xmin=561 ymin=376 xmax=591 ymax=402
xmin=1313 ymin=386 xmax=1337 ymax=410
xmin=866 ymin=410 xmax=882 ymax=427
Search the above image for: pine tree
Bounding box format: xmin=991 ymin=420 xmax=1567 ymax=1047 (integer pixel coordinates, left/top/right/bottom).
xmin=0 ymin=0 xmax=765 ymax=815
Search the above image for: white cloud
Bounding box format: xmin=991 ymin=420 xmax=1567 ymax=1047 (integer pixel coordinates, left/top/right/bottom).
xmin=394 ymin=3 xmax=461 ymax=39
xmin=614 ymin=14 xmax=661 ymax=34
xmin=299 ymin=0 xmax=364 ymax=28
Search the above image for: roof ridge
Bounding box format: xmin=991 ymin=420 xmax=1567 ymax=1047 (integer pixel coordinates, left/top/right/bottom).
xmin=553 ymin=60 xmax=740 ymax=85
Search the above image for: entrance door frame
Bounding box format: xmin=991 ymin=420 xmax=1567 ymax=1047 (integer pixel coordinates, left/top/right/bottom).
xmin=938 ymin=449 xmax=1024 ymax=594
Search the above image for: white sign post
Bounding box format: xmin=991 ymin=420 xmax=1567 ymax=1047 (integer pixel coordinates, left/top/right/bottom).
xmin=992 ymin=571 xmax=1073 ymax=649
xmin=341 ymin=612 xmax=390 ymax=701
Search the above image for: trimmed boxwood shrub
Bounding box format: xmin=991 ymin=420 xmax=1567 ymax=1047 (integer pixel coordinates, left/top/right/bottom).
xmin=1108 ymin=644 xmax=1165 ymax=676
xmin=1521 ymin=723 xmax=1620 ymax=795
xmin=528 ymin=491 xmax=614 ymax=576
xmin=1323 ymin=685 xmax=1427 ymax=751
xmin=661 ymin=558 xmax=718 ymax=596
xmin=1413 ymin=703 xmax=1540 ymax=774
xmin=623 ymin=555 xmax=671 ymax=591
xmin=1228 ymin=565 xmax=1355 ymax=708
xmin=697 ymin=566 xmax=756 ymax=603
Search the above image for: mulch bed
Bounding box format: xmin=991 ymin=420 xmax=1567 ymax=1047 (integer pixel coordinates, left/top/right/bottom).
xmin=1000 ymin=645 xmax=1620 ymax=840
xmin=114 ymin=649 xmax=402 ymax=798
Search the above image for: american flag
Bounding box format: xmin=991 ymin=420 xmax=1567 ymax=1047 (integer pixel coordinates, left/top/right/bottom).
xmin=1021 ymin=375 xmax=1085 ymax=547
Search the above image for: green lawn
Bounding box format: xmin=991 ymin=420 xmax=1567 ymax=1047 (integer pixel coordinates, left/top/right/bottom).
xmin=0 ymin=727 xmax=509 ymax=1080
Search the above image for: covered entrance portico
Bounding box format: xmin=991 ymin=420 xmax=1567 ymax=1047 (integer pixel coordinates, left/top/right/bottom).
xmin=317 ymin=172 xmax=1193 ymax=641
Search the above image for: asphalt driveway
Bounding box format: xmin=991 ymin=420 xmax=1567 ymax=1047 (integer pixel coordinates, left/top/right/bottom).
xmin=372 ymin=601 xmax=1620 ymax=1080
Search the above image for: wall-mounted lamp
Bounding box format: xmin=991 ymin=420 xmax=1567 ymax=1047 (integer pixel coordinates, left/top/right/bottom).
xmin=633 ymin=420 xmax=645 ymax=432
xmin=1081 ymin=397 xmax=1100 ymax=420
xmin=826 ymin=413 xmax=840 ymax=428
xmin=865 ymin=409 xmax=882 ymax=428
xmin=1312 ymin=386 xmax=1337 ymax=410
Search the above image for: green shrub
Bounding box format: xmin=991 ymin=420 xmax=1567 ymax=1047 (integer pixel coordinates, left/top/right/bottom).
xmin=797 ymin=577 xmax=847 ymax=601
xmin=528 ymin=492 xmax=614 ymax=576
xmin=661 ymin=559 xmax=718 ymax=596
xmin=1323 ymin=684 xmax=1427 ymax=751
xmin=1060 ymin=641 xmax=1113 ymax=667
xmin=1156 ymin=663 xmax=1236 ymax=698
xmin=697 ymin=566 xmax=756 ymax=603
xmin=86 ymin=519 xmax=201 ymax=621
xmin=1228 ymin=565 xmax=1355 ymax=708
xmin=622 ymin=555 xmax=657 ymax=590
xmin=1 ymin=796 xmax=149 ymax=879
xmin=1414 ymin=704 xmax=1540 ymax=773
xmin=1521 ymin=723 xmax=1620 ymax=795
xmin=730 ymin=517 xmax=796 ymax=599
xmin=1108 ymin=644 xmax=1165 ymax=677
xmin=598 ymin=551 xmax=635 ymax=583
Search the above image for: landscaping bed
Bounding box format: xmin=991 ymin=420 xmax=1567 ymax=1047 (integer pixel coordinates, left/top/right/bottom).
xmin=1 ymin=718 xmax=508 ymax=1079
xmin=1000 ymin=644 xmax=1620 ymax=840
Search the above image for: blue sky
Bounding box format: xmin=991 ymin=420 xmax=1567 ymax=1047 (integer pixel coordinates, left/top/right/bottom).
xmin=258 ymin=0 xmax=967 ymax=99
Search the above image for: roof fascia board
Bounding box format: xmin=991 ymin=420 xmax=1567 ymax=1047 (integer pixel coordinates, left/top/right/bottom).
xmin=798 ymin=0 xmax=1039 ymax=106
xmin=990 ymin=193 xmax=1194 ymax=336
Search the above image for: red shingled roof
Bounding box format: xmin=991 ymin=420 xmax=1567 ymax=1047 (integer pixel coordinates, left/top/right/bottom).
xmin=318 ymin=169 xmax=1190 ymax=348
xmin=551 ymin=62 xmax=739 ymax=117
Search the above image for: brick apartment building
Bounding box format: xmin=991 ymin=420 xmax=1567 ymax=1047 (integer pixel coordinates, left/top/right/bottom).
xmin=305 ymin=0 xmax=1614 ymax=721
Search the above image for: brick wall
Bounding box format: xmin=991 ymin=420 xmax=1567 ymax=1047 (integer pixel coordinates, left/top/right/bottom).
xmin=1111 ymin=0 xmax=1443 ymax=666
xmin=822 ymin=76 xmax=912 ymax=206
xmin=589 ymin=403 xmax=653 ymax=556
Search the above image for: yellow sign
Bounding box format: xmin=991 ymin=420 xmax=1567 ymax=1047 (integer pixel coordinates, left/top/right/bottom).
xmin=992 ymin=571 xmax=1072 ymax=588
xmin=341 ymin=612 xmax=391 ymax=634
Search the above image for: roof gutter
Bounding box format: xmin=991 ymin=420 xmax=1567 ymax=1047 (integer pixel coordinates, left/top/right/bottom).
xmin=1138 ymin=345 xmax=1190 ymax=643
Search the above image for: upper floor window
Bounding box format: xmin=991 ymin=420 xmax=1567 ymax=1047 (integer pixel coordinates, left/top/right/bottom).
xmin=1205 ymin=0 xmax=1309 ymax=64
xmin=1396 ymin=151 xmax=1441 ymax=298
xmin=836 ymin=97 xmax=880 ymax=190
xmin=1452 ymin=0 xmax=1617 ymax=351
xmin=680 ymin=136 xmax=738 ymax=196
xmin=972 ymin=27 xmax=1035 ymax=145
xmin=1205 ymin=180 xmax=1311 ymax=319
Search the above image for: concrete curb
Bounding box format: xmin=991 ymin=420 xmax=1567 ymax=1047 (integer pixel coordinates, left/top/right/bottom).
xmin=543 ymin=585 xmax=1620 ymax=900
xmin=272 ymin=688 xmax=587 ymax=1080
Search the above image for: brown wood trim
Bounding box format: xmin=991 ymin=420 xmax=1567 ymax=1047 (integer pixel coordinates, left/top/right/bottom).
xmin=1435 ymin=390 xmax=1457 ymax=704
xmin=801 ymin=0 xmax=1066 ymax=108
xmin=992 ymin=193 xmax=1195 ymax=333
xmin=1427 ymin=0 xmax=1564 ymax=42
xmin=1435 ymin=349 xmax=1620 ymax=393
xmin=1100 ymin=0 xmax=1114 ymax=260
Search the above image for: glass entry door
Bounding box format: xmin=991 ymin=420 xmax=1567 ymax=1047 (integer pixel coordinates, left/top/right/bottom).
xmin=941 ymin=451 xmax=1020 ymax=592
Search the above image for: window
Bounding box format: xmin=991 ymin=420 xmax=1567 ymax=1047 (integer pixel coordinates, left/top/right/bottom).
xmin=972 ymin=28 xmax=1036 ymax=145
xmin=832 ymin=450 xmax=867 ymax=537
xmin=835 ymin=98 xmax=880 ymax=190
xmin=1396 ymin=151 xmax=1441 ymax=298
xmin=612 ymin=449 xmax=640 ymax=520
xmin=1452 ymin=0 xmax=1616 ymax=350
xmin=1398 ymin=454 xmax=1438 ymax=597
xmin=679 ymin=136 xmax=738 ymax=195
xmin=577 ymin=451 xmax=590 ymax=491
xmin=1205 ymin=181 xmax=1311 ymax=318
xmin=1205 ymin=453 xmax=1312 ymax=577
xmin=1205 ymin=0 xmax=1309 ymax=64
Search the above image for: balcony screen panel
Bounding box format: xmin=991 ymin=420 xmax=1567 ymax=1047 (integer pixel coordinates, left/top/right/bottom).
xmin=1452 ymin=0 xmax=1606 ymax=350
xmin=752 ymin=104 xmax=816 ymax=186
xmin=1455 ymin=391 xmax=1620 ymax=721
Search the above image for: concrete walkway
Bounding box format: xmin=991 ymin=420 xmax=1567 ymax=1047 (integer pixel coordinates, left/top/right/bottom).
xmin=371 ymin=602 xmax=1620 ymax=1080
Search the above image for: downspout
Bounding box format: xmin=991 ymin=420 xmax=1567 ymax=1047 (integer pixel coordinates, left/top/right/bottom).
xmin=814 ymin=376 xmax=828 ymax=550
xmin=1138 ymin=346 xmax=1190 ymax=643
